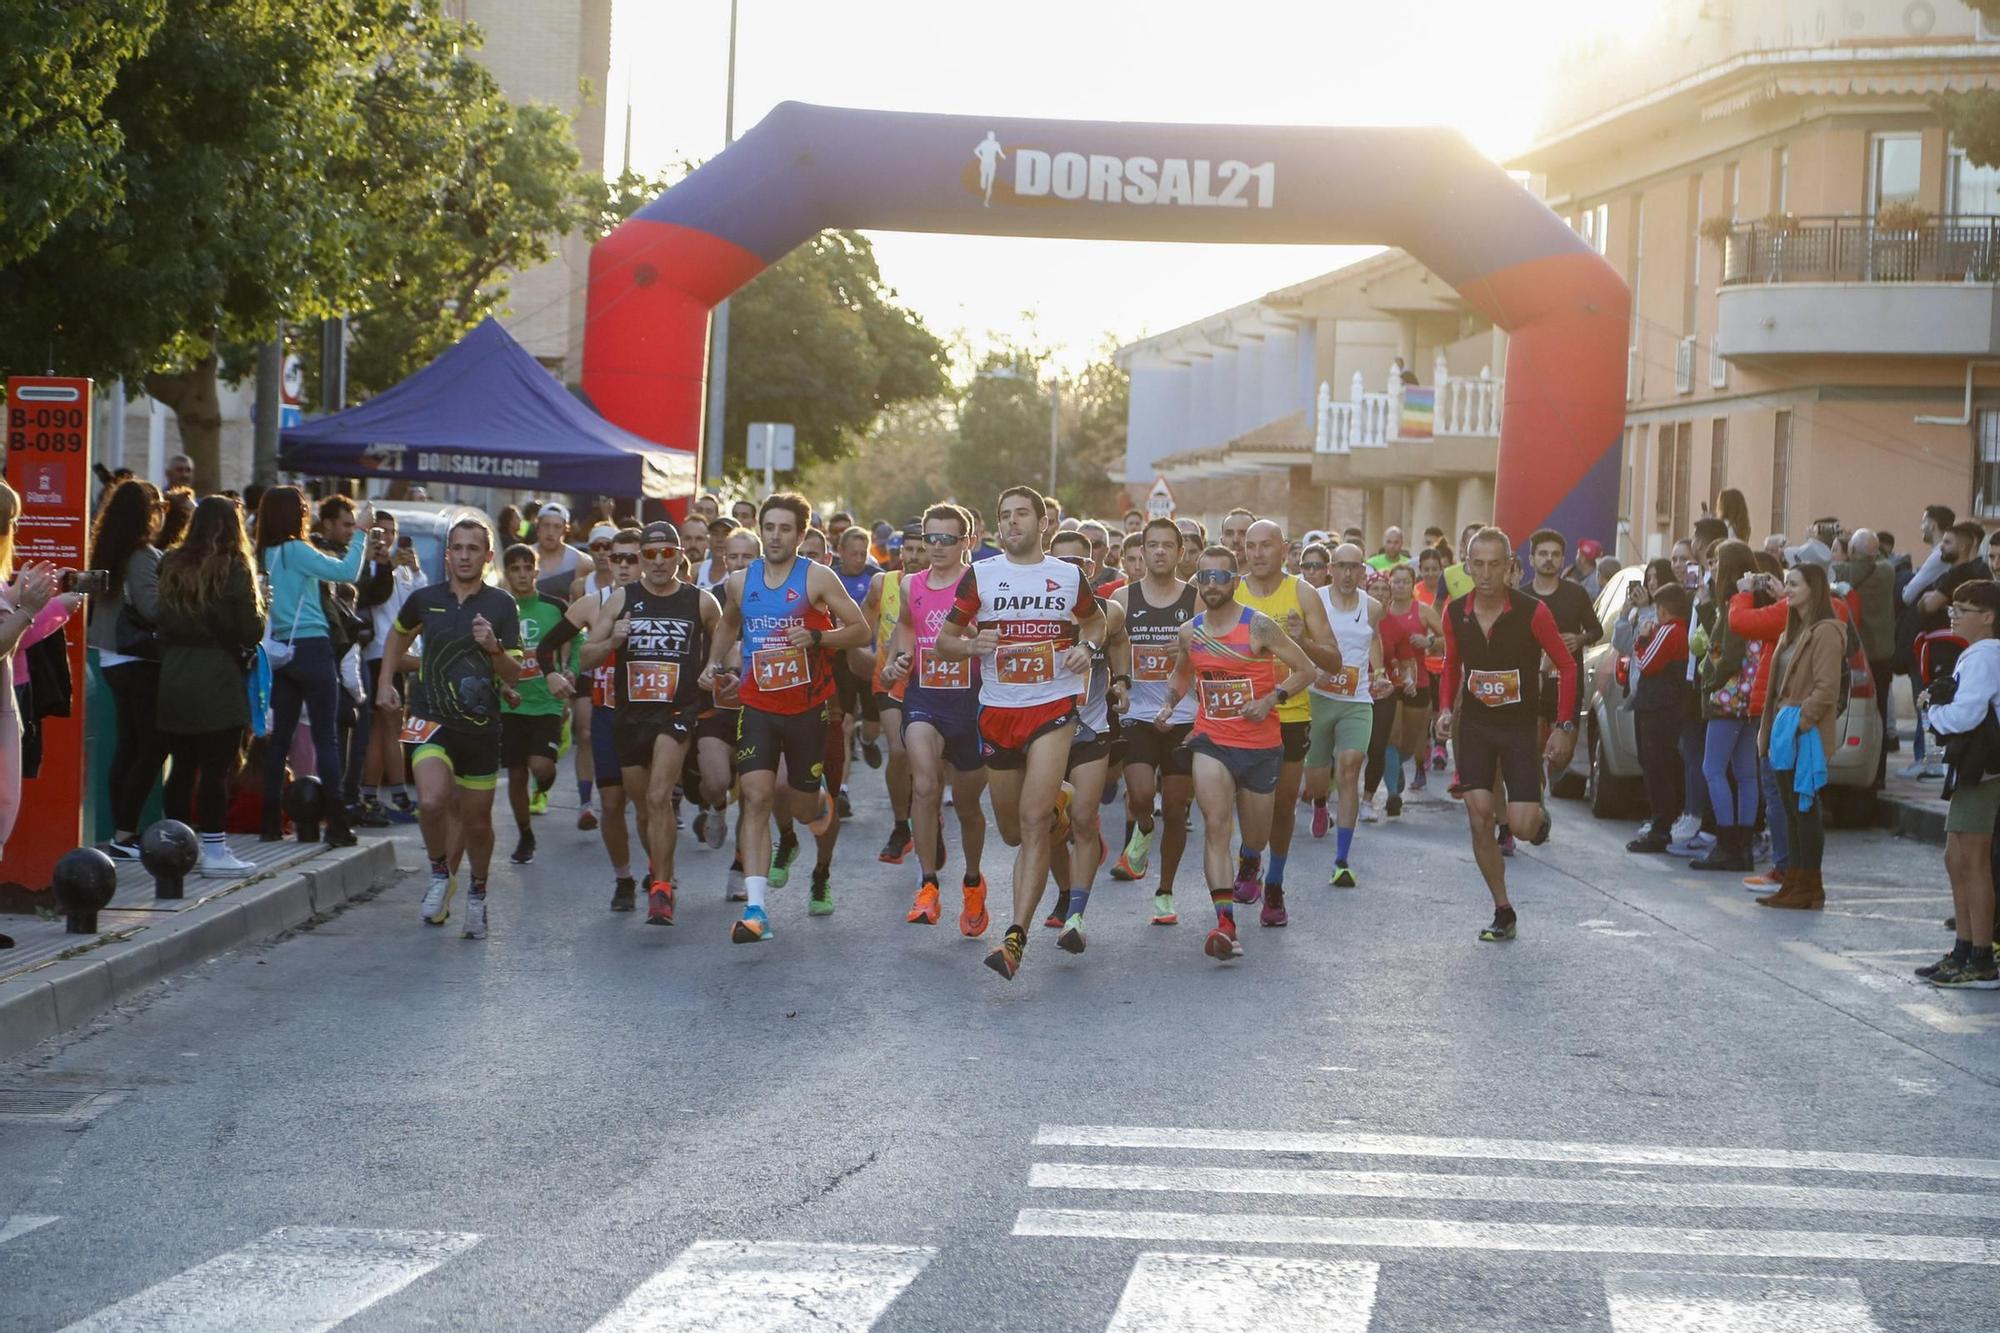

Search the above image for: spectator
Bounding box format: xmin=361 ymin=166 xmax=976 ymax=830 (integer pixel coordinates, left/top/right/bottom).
xmin=1692 ymin=541 xmax=1762 ymax=872
xmin=1755 ymin=562 xmax=1847 ymax=910
xmin=1565 ymin=538 xmax=1603 ymax=590
xmin=158 ymin=486 xmax=195 ymax=549
xmin=1628 ymin=583 xmax=1691 ymax=852
xmin=1730 ymin=561 xmax=1792 ymax=887
xmin=1611 ymin=558 xmax=1677 ymax=652
xmin=352 ymin=510 xmax=421 ymax=825
xmin=1902 ymin=504 xmax=1958 ymax=607
xmin=1834 ymin=528 xmax=1895 ymax=787
xmin=1595 ymin=554 xmax=1621 ymax=592
xmin=1880 ymin=530 xmax=1902 ymax=569
xmin=496 ymin=504 xmax=523 ymax=546
xmin=0 ymin=481 xmax=82 ymax=864
xmin=1918 ymin=576 xmax=2000 ymax=987
xmin=311 ymin=497 xmax=374 ymax=824
xmin=255 ymin=485 xmax=373 ymax=846
xmin=731 ymin=499 xmax=757 ymax=528
xmin=87 ymin=479 xmax=168 ymax=857
xmin=1764 ymin=533 xmax=1788 ymax=561
xmin=1906 ymin=520 xmax=1988 ymax=780
xmin=1717 ymin=487 xmax=1753 ymax=542
xmin=165 ymin=453 xmax=195 ymax=492
xmin=156 ymin=497 xmax=265 ymax=876
xmin=1786 ymin=517 xmax=1838 ymax=569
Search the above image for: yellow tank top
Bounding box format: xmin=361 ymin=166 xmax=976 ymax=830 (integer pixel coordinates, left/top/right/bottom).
xmin=1234 ymin=574 xmax=1310 ymax=722
xmin=876 ymin=571 xmax=903 ymax=655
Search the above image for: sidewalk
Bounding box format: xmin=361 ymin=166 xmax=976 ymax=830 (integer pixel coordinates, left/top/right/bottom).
xmin=0 ymin=833 xmax=404 ymax=1061
xmin=1876 ymin=763 xmax=1949 ymax=844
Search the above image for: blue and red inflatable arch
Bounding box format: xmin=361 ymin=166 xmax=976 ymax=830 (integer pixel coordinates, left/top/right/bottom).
xmin=584 ymin=102 xmax=1629 ymax=544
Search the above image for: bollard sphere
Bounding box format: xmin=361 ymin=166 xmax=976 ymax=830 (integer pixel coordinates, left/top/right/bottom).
xmin=52 ymin=847 xmax=119 ymax=912
xmin=139 ymin=820 xmax=201 ymax=875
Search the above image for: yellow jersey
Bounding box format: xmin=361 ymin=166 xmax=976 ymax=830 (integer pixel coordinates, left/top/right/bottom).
xmin=1234 ymin=573 xmax=1311 ymax=723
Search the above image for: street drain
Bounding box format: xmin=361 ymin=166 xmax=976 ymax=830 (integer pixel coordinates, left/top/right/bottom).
xmin=0 ymin=1087 xmax=125 ymax=1123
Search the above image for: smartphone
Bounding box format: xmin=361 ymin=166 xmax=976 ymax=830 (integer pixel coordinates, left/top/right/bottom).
xmin=397 ymin=535 xmax=413 ymax=551
xmin=60 ymin=569 xmax=110 ymax=596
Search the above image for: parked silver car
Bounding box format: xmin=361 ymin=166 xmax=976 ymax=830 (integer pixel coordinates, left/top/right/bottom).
xmin=1562 ymin=565 xmax=1883 ymax=826
xmin=369 ymin=501 xmax=502 ymax=587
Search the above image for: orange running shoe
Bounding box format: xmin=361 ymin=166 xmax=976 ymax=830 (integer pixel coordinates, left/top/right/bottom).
xmin=645 ymin=881 xmax=676 ymax=926
xmin=1203 ymin=918 xmax=1242 ymax=960
xmin=959 ymin=877 xmax=990 ymax=936
xmin=907 ymin=882 xmax=942 ymax=925
xmin=1050 ymin=781 xmax=1074 ymax=842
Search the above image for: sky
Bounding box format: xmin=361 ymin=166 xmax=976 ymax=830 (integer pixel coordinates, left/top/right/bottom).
xmin=604 ymin=0 xmax=1647 ymax=371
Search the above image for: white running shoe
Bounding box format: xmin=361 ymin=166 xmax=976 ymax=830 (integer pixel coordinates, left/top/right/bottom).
xmin=1921 ymin=756 xmax=1945 ymax=780
xmin=462 ymin=894 xmax=488 ymax=939
xmin=704 ymin=809 xmax=728 ymax=850
xmin=1359 ymin=800 xmax=1380 ymax=825
xmin=198 ymin=843 xmax=257 ymax=878
xmin=1668 ymin=813 xmax=1703 ymax=844
xmin=1666 ymin=830 xmax=1714 ymax=857
xmin=421 ymin=873 xmax=456 ymax=925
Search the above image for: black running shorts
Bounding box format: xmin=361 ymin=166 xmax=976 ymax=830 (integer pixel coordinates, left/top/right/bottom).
xmin=736 ymin=701 xmax=831 ymax=792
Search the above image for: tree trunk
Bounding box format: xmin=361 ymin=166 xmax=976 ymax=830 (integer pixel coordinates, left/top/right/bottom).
xmin=144 ymin=353 xmax=224 ymax=494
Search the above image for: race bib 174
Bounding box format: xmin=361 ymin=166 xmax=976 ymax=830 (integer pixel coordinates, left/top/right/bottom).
xmin=751 ymin=645 xmax=809 ymax=692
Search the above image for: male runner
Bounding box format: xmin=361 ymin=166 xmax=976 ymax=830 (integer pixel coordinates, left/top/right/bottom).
xmin=832 ymin=526 xmax=885 ymax=782
xmin=1160 ymin=547 xmax=1315 ymax=961
xmin=498 ymin=544 xmax=571 ymax=866
xmin=1519 ymin=527 xmax=1604 ymax=750
xmin=1175 ymin=519 xmax=1206 ymax=582
xmin=701 ymin=494 xmax=870 ymax=942
xmin=1118 ymin=532 xmax=1146 ymax=588
xmin=581 ymin=521 xmax=722 ymax=926
xmin=1437 ymin=527 xmax=1579 ymax=941
xmin=377 ymin=518 xmax=522 ymax=939
xmin=1220 ymin=508 xmax=1256 ymax=569
xmin=1042 ymin=530 xmax=1127 ymax=953
xmin=882 ymin=503 xmax=991 ymax=933
xmin=538 ymin=526 xmax=644 ymax=908
xmin=859 ymin=537 xmax=919 ymax=863
xmin=1233 ymin=519 xmax=1340 ymax=918
xmin=1110 ymin=518 xmax=1197 ymax=926
xmin=934 ymin=485 xmax=1105 ymax=980
xmin=702 ymin=526 xmax=761 ymax=900
xmin=1305 ymin=542 xmax=1385 ymax=887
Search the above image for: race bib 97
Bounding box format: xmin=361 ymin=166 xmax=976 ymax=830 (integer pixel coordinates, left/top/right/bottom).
xmin=751 ymin=645 xmax=809 ymax=691
xmin=1467 ymin=668 xmax=1522 ymax=707
xmin=1198 ymin=676 xmax=1254 ymax=720
xmin=1132 ymin=647 xmax=1175 ymax=682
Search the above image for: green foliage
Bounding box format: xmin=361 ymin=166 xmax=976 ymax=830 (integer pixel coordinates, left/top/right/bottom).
xmin=720 ymin=231 xmax=951 ymax=476
xmin=797 ymin=398 xmax=958 ymax=527
xmin=946 ymin=340 xmax=1129 ymax=522
xmin=0 ymin=0 xmax=166 ymax=266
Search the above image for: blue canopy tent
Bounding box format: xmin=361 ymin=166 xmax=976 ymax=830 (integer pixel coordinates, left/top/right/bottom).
xmin=279 ymin=318 xmax=695 ymax=500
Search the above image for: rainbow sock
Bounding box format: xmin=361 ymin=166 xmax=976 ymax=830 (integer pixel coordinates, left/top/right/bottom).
xmin=1210 ymin=886 xmax=1234 ymax=922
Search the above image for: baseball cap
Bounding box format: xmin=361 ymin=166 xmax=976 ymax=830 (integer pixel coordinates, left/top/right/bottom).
xmin=640 ymin=520 xmax=681 ymax=548
xmin=587 ymin=522 xmax=617 ymax=545
xmin=1578 ymin=538 xmax=1603 ymax=560
xmin=538 ymin=502 xmax=570 ymax=524
xmin=1303 ymin=529 xmax=1331 ymax=546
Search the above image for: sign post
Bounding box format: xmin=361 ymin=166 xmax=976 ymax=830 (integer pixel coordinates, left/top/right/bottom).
xmin=1146 ymin=475 xmax=1176 ymax=520
xmin=746 ymin=422 xmax=796 ymax=497
xmin=3 ymin=376 xmax=93 ymax=895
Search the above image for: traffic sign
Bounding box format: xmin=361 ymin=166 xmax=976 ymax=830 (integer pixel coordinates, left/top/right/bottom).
xmin=746 ymin=422 xmax=795 ymax=471
xmin=1146 ymin=476 xmax=1175 ymax=519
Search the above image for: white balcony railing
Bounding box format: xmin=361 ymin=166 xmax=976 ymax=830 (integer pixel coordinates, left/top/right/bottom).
xmin=1675 ymin=335 xmax=1696 ymax=394
xmin=1315 ymin=356 xmax=1504 ymax=455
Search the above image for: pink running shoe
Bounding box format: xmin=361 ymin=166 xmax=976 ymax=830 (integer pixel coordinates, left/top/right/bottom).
xmin=1260 ymin=886 xmax=1289 ymax=928
xmin=1231 ymin=855 xmax=1262 ymax=905
xmin=1310 ymin=802 xmax=1330 ymax=840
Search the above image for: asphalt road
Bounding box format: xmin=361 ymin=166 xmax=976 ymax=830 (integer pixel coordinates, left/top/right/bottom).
xmin=3 ymin=759 xmax=1997 ymax=1331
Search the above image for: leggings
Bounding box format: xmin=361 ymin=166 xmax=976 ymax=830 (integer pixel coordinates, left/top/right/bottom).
xmin=1776 ymin=767 xmax=1824 ymax=872
xmin=1679 ymin=716 xmax=1711 ymax=823
xmin=1759 ymin=753 xmax=1790 ymax=868
xmin=102 ymin=659 xmax=168 ymax=832
xmin=165 ymin=727 xmax=243 ymax=833
xmin=1701 ymin=717 xmax=1759 ymax=826
xmin=264 ymin=637 xmax=343 ymax=810
xmin=1362 ymin=694 xmax=1402 ymax=796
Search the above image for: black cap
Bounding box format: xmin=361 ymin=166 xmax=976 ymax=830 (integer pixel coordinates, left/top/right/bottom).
xmin=640 ymin=520 xmax=681 ymax=548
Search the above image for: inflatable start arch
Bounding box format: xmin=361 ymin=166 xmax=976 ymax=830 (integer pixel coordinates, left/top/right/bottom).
xmin=583 ymin=103 xmax=1630 ymax=543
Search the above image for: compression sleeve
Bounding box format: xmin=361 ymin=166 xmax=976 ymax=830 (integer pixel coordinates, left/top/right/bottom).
xmin=538 ymin=612 xmax=584 ymax=676
xmin=943 ymin=568 xmax=981 ymax=627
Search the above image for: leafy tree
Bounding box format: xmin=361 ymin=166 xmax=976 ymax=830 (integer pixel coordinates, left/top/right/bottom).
xmin=947 ymin=339 xmax=1129 ymax=520
xmin=1936 ymin=2 xmax=2000 ymax=168
xmin=0 ymin=0 xmax=166 ymax=266
xmin=797 ymin=397 xmax=957 ymax=525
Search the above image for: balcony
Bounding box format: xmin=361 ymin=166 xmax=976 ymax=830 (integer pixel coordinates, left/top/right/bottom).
xmin=1717 ymin=214 xmax=2000 ymax=359
xmin=1313 ymin=357 xmax=1501 ymax=486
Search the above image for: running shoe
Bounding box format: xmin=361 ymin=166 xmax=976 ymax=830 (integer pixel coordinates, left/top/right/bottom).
xmin=1528 ymin=805 xmax=1553 ymax=846
xmin=767 ymin=861 xmax=790 ymax=890
xmin=878 ymin=825 xmax=914 ymax=864
xmin=984 ymin=926 xmax=1026 ymax=980
xmin=703 ymin=809 xmax=728 ymax=850
xmin=725 ymin=866 xmax=747 ymax=902
xmin=1914 ymin=952 xmax=1955 ymax=979
xmin=462 ymin=894 xmax=488 ymax=939
xmin=1359 ymin=801 xmax=1380 ymax=825
xmin=1111 ymin=824 xmax=1154 ymax=880
xmin=1311 ymin=802 xmax=1331 ymax=839
xmin=385 ymin=803 xmax=419 ymax=825
xmin=691 ymin=810 xmax=708 ymax=846
xmin=1329 ymin=862 xmax=1357 ymax=889
xmin=1151 ymin=892 xmax=1178 ymax=926
xmin=1057 ymin=913 xmax=1087 ymax=954
xmin=836 ymin=788 xmax=854 ymax=820
xmin=1930 ymin=955 xmax=2000 ymax=989
xmin=611 ymin=877 xmax=637 ymax=912
xmin=1496 ymin=828 xmax=1517 ymax=857
xmin=646 ymin=882 xmax=676 ymax=926
xmin=421 ymin=872 xmax=456 ymax=926
xmin=1385 ymin=794 xmax=1403 ymax=819
xmin=529 ymin=788 xmax=550 ymax=816
xmin=808 ymin=875 xmax=834 ymax=917
xmin=1479 ymin=907 xmax=1518 ymax=942
xmin=770 ymin=835 xmax=798 ymax=888
xmin=509 ymin=831 xmax=535 ymax=865
xmin=1231 ymin=855 xmax=1263 ymax=905
xmin=1260 ymin=886 xmax=1289 ymax=928
xmin=731 ymin=904 xmax=773 ymax=943
xmin=577 ymin=807 xmax=598 ymax=831
xmin=1043 ymin=891 xmax=1071 ymax=929
xmin=1409 ymin=766 xmax=1428 ymax=792
xmin=907 ymin=882 xmax=942 ymax=925
xmin=861 ymin=740 xmax=883 ymax=770
xmin=954 ymin=879 xmax=989 ymax=938
xmin=1203 ymin=918 xmax=1242 ymax=960
xmin=1627 ymin=833 xmax=1672 ymax=854
xmin=1051 ymin=782 xmax=1074 ymax=842
xmin=349 ymin=800 xmax=390 ymax=829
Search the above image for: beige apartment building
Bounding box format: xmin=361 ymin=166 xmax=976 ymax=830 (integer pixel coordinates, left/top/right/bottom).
xmin=1515 ymin=0 xmax=2000 ymax=561
xmin=450 ymin=0 xmax=614 ymax=384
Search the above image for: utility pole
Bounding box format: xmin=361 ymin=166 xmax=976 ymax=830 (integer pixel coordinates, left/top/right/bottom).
xmin=701 ymin=0 xmax=740 ymax=489
xmin=252 ymin=326 xmax=283 ymax=486
xmin=1048 ymin=378 xmax=1061 ymax=498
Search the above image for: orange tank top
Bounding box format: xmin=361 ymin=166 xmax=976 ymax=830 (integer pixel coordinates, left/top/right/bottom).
xmin=1189 ymin=606 xmax=1281 ymax=750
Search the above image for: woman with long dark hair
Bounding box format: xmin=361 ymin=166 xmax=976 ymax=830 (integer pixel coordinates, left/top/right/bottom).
xmin=87 ymin=478 xmax=167 ymax=857
xmin=255 ymin=485 xmax=374 ymax=845
xmin=157 ymin=485 xmax=195 ymax=550
xmin=1717 ymin=487 xmax=1753 ymax=543
xmin=157 ymin=497 xmax=266 ymax=875
xmin=1754 ymin=562 xmax=1847 ymax=910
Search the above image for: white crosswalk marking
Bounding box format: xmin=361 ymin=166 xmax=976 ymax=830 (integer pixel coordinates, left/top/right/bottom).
xmin=587 ymin=1240 xmax=936 ymax=1332
xmin=1104 ymin=1252 xmax=1378 ymax=1332
xmin=1606 ymin=1270 xmax=1885 ymax=1332
xmin=1035 ymin=1124 xmax=2000 ymax=1180
xmin=1014 ymin=1208 xmax=2000 ymax=1265
xmin=1028 ymin=1161 xmax=2000 ymax=1219
xmin=0 ymin=1214 xmax=57 ymax=1245
xmin=58 ymin=1226 xmax=480 ymax=1332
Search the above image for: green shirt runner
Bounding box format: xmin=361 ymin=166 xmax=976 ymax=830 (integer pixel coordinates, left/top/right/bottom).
xmin=505 ymin=591 xmax=572 ymax=718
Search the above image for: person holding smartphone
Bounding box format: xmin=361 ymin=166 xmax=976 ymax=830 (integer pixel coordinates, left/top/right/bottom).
xmin=354 ymin=512 xmax=422 ymax=824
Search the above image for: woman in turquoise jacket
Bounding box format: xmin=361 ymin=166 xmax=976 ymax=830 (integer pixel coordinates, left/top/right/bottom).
xmin=253 ymin=486 xmax=374 ymax=845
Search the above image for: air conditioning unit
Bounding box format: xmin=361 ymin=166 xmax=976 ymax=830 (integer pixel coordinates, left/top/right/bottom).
xmin=1708 ymin=336 xmax=1728 ymax=389
xmin=1676 ymin=335 xmax=1696 ymax=394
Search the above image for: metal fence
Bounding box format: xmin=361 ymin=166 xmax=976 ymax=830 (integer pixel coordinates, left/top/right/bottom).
xmin=1722 ymin=215 xmax=2000 ymax=285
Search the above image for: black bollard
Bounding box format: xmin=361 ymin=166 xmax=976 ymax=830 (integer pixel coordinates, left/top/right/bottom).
xmin=139 ymin=819 xmax=201 ymax=900
xmin=52 ymin=847 xmax=119 ymax=934
xmin=283 ymin=776 xmax=325 ymax=844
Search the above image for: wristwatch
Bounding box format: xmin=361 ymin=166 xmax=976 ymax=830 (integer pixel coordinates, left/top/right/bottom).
xmin=1273 ymin=685 xmax=1292 ymax=704
xmin=1080 ymin=640 xmax=1102 ymax=656
xmin=810 ymin=629 xmax=823 ymax=648
xmin=1555 ymin=720 xmax=1578 ymax=733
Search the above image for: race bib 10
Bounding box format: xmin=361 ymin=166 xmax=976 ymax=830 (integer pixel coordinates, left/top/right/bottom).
xmin=400 ymin=717 xmax=442 ymax=745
